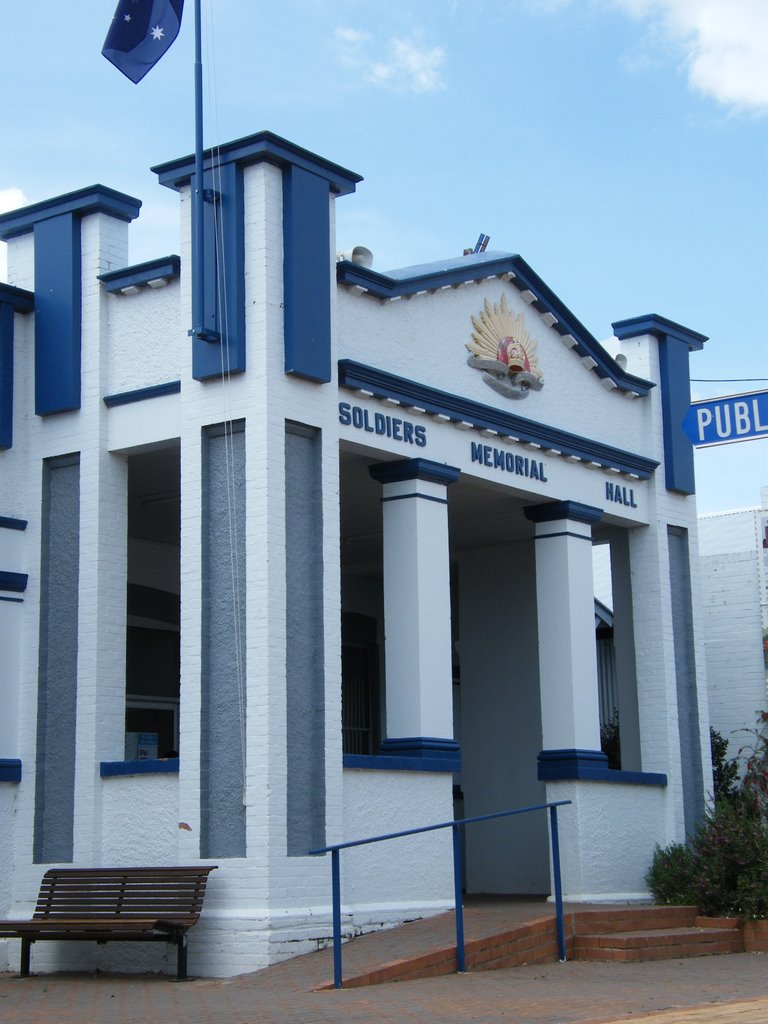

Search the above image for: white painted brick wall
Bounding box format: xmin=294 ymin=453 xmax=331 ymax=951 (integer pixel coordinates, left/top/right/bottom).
xmin=106 ymin=282 xmax=182 ymax=395
xmin=702 ymin=550 xmax=767 ymax=760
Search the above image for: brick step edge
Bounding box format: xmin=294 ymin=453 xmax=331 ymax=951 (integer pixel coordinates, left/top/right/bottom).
xmin=317 ymin=908 xmax=754 ymax=989
xmin=573 ymin=926 xmax=744 ymax=962
xmin=570 ymin=906 xmax=699 ymax=936
xmin=319 ymin=916 xmax=560 ymax=989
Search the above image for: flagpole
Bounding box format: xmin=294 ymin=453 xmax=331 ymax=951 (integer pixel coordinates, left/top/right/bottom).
xmin=191 ymin=0 xmax=218 ymax=343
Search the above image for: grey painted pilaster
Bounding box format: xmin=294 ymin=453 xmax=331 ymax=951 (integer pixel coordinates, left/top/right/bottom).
xmin=200 ymin=422 xmax=246 ymax=858
xmin=34 ymin=454 xmax=80 ymax=863
xmin=668 ymin=526 xmax=705 ymax=833
xmin=285 ymin=424 xmax=325 ymax=856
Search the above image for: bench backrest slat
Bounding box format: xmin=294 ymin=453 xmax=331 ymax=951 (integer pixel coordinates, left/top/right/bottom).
xmin=32 ymin=867 xmax=216 ymax=921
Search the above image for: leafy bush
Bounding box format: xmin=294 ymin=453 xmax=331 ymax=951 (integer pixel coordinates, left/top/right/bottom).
xmin=710 ymin=726 xmax=739 ymax=804
xmin=690 ymin=800 xmax=768 ymax=917
xmin=645 ymin=842 xmax=696 ymax=906
xmin=738 ymin=711 xmax=768 ymax=815
xmin=646 ymin=802 xmax=768 ymax=917
xmin=646 ymin=714 xmax=768 ymax=919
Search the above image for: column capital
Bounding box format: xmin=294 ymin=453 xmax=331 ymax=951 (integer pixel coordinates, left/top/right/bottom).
xmin=369 ymin=458 xmax=460 ymax=487
xmin=523 ymin=500 xmax=603 ymax=526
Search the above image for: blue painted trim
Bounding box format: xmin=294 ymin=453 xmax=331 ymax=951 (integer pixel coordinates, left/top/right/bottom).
xmin=0 ymin=288 xmax=34 ymax=450
xmin=0 ymin=571 xmax=28 ymax=593
xmin=192 ymin=162 xmax=246 ymax=381
xmin=152 ymin=130 xmax=362 ymax=198
xmin=34 ymin=214 xmax=81 ymax=416
xmin=100 ymin=758 xmax=180 ymax=777
xmin=0 ymin=596 xmax=24 ymax=603
xmin=369 ymin=458 xmax=461 ymax=487
xmin=345 ymin=737 xmax=461 ymax=772
xmin=612 ymin=314 xmax=707 ymax=351
xmin=524 ymin=501 xmax=603 ymax=525
xmin=0 ymin=517 xmax=27 ymax=531
xmin=0 ymin=185 xmax=141 ymax=241
xmin=283 ymin=164 xmax=332 ymax=382
xmin=613 ymin=315 xmax=706 ymax=496
xmin=0 ymin=282 xmax=35 ymax=313
xmin=0 ymin=759 xmax=22 ymax=783
xmin=537 ymin=749 xmax=667 ymax=786
xmin=343 ymin=754 xmax=458 ymax=773
xmin=382 ymin=736 xmax=460 ymax=758
xmin=99 ymin=255 xmax=180 ymax=293
xmin=103 ymin=381 xmax=181 ymax=408
xmin=338 ymin=253 xmax=653 ymax=398
xmin=342 ymin=361 xmax=658 ymax=479
xmin=658 ymin=336 xmax=696 ymax=495
xmin=0 ymin=303 xmax=12 ymax=450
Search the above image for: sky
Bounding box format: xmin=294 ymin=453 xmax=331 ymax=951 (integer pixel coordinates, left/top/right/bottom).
xmin=1 ymin=0 xmax=766 ymax=514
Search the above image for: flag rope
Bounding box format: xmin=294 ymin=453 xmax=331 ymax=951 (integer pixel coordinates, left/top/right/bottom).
xmin=201 ymin=0 xmax=249 ymax=804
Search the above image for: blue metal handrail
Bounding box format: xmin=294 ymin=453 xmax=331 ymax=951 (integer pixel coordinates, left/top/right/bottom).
xmin=309 ymin=799 xmax=571 ymax=988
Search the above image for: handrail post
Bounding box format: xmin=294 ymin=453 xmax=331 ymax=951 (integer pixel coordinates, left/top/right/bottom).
xmin=549 ymin=804 xmax=566 ymax=961
xmin=313 ymin=799 xmax=572 ymax=985
xmin=452 ymin=824 xmax=465 ymax=973
xmin=331 ymin=849 xmax=343 ymax=988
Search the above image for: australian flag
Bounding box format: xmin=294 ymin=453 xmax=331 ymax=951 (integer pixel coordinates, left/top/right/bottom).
xmin=102 ymin=0 xmax=184 ymax=84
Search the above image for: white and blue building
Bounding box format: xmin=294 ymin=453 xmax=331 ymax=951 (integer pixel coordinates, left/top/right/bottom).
xmin=0 ymin=131 xmax=713 ymax=976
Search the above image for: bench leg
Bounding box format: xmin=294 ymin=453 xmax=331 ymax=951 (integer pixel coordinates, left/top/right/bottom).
xmin=176 ymin=933 xmax=188 ymax=981
xmin=20 ymin=938 xmax=31 ymax=977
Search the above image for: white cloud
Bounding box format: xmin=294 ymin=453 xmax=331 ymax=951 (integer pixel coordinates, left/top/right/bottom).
xmin=370 ymin=38 xmax=447 ymax=93
xmin=0 ymin=187 xmax=26 ymax=215
xmin=334 ymin=27 xmax=446 ymax=94
xmin=608 ymin=0 xmax=768 ymax=113
xmin=334 ymin=26 xmax=371 ymax=47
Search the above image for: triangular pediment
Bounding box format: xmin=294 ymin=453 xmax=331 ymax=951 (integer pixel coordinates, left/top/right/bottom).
xmin=337 ymin=250 xmax=652 ymax=398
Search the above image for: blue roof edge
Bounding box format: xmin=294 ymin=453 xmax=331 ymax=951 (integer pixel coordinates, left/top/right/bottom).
xmin=337 ymin=252 xmax=654 ymax=398
xmin=99 ymin=255 xmax=181 ymax=293
xmin=0 ymin=282 xmax=35 ymax=313
xmin=612 ymin=314 xmax=708 ymax=350
xmin=152 ymin=129 xmax=363 ymax=197
xmin=0 ymin=185 xmax=142 ymax=241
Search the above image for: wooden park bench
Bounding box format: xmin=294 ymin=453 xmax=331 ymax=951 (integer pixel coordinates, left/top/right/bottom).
xmin=0 ymin=865 xmax=217 ymax=980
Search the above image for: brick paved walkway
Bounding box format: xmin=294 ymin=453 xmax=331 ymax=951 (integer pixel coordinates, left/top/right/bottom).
xmin=1 ymin=900 xmax=766 ymax=1024
xmin=1 ymin=956 xmax=767 ymax=1024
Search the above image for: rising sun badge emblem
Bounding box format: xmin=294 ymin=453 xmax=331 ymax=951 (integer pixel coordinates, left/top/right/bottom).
xmin=466 ymin=295 xmax=544 ymax=399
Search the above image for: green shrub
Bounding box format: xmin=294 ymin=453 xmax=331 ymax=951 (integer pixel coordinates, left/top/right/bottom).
xmin=646 ymin=803 xmax=768 ymax=918
xmin=710 ymin=726 xmax=739 ymax=804
xmin=738 ymin=711 xmax=768 ymax=816
xmin=690 ymin=801 xmax=768 ymax=917
xmin=645 ymin=842 xmax=696 ymax=906
xmin=646 ymin=714 xmax=768 ymax=919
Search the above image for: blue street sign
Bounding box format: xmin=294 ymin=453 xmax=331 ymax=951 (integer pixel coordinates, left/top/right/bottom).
xmin=683 ymin=390 xmax=768 ymax=447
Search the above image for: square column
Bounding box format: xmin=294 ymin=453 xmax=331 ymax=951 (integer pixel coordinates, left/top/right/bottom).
xmin=369 ymin=459 xmax=460 ymax=764
xmin=524 ymin=500 xmax=605 ymax=778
